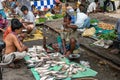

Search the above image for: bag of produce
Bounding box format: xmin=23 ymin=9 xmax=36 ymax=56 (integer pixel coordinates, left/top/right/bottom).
xmin=82 ymin=27 xmax=96 ymax=37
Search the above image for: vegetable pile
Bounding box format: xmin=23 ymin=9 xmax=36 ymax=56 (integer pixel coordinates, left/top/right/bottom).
xmin=52 ymin=14 xmax=63 ymax=19
xmin=36 ymin=18 xmax=46 ymax=23
xmin=98 ymin=22 xmax=115 ymax=30
xmin=98 ymin=31 xmax=117 ymax=40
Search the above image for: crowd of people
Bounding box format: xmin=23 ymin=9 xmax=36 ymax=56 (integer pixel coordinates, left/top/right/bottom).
xmin=0 ymin=0 xmax=119 ymax=68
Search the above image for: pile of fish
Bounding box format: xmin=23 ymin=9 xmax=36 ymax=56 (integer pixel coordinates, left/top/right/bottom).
xmin=26 ymin=46 xmax=86 ymax=80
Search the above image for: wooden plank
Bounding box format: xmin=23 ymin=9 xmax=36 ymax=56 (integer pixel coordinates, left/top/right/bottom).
xmin=79 ymin=37 xmax=120 ymax=67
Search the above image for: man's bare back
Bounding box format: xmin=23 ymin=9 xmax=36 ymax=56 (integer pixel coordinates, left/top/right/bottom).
xmin=4 ymin=33 xmax=19 ymax=54
xmin=4 ymin=33 xmax=27 ymax=54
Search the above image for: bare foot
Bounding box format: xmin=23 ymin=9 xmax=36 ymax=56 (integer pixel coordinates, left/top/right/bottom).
xmin=65 ymin=51 xmax=71 ymax=57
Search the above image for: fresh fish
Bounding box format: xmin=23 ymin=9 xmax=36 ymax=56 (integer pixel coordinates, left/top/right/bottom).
xmin=40 ymin=75 xmax=49 ymax=80
xmin=78 ymin=67 xmax=86 ymax=72
xmin=46 ymin=77 xmax=55 ymax=80
xmin=55 ymin=74 xmax=67 ymax=79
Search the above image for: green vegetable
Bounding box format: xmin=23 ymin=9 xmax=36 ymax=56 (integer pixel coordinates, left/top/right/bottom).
xmin=36 ymin=18 xmax=46 ymax=23
xmin=52 ymin=14 xmax=63 ymax=19
xmin=90 ymin=19 xmax=99 ymax=24
xmin=98 ymin=31 xmax=117 ymax=40
xmin=39 ymin=18 xmax=46 ymax=22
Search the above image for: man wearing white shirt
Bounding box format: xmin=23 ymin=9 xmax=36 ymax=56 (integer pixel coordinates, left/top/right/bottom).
xmin=0 ymin=0 xmax=6 ymax=19
xmin=75 ymin=12 xmax=90 ymax=29
xmin=21 ymin=5 xmax=36 ymax=34
xmin=87 ymin=0 xmax=99 ymax=14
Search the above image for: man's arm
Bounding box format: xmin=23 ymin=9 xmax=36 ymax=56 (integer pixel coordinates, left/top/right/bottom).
xmin=21 ymin=21 xmax=33 ymax=24
xmin=62 ymin=39 xmax=67 ymax=55
xmin=13 ymin=35 xmax=28 ymax=52
xmin=66 ymin=24 xmax=78 ymax=31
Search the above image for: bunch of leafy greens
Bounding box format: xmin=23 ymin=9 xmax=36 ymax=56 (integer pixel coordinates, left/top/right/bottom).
xmin=90 ymin=19 xmax=99 ymax=24
xmin=98 ymin=31 xmax=117 ymax=40
xmin=52 ymin=14 xmax=63 ymax=19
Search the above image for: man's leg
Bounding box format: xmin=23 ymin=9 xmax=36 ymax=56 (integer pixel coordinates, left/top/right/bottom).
xmin=111 ymin=1 xmax=116 ymax=11
xmin=104 ymin=0 xmax=110 ymax=12
xmin=23 ymin=24 xmax=35 ymax=34
xmin=65 ymin=38 xmax=76 ymax=57
xmin=69 ymin=38 xmax=76 ymax=53
xmin=82 ymin=17 xmax=90 ymax=28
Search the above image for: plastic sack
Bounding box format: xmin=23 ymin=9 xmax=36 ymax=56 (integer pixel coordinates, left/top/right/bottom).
xmin=82 ymin=27 xmax=96 ymax=37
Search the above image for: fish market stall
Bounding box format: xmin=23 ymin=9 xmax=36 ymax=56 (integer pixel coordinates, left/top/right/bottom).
xmin=24 ymin=46 xmax=97 ymax=80
xmin=39 ymin=18 xmax=120 ymax=70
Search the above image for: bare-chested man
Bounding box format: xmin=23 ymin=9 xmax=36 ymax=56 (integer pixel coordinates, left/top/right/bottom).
xmin=3 ymin=19 xmax=28 ymax=68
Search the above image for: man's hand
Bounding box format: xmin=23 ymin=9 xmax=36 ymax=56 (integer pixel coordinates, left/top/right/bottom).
xmin=23 ymin=46 xmax=28 ymax=51
xmin=63 ymin=23 xmax=68 ymax=28
xmin=19 ymin=19 xmax=24 ymax=22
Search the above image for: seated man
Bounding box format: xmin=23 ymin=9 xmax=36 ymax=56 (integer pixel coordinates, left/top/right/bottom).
xmin=87 ymin=0 xmax=99 ymax=15
xmin=75 ymin=6 xmax=90 ymax=29
xmin=104 ymin=0 xmax=116 ymax=12
xmin=3 ymin=19 xmax=28 ymax=68
xmin=21 ymin=5 xmax=36 ymax=34
xmin=61 ymin=15 xmax=79 ymax=57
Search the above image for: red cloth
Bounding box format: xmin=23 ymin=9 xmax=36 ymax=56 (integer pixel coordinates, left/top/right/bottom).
xmin=3 ymin=26 xmax=12 ymax=40
xmin=55 ymin=0 xmax=61 ymax=3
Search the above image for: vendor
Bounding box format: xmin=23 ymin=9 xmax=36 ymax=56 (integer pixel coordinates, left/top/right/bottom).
xmin=20 ymin=5 xmax=36 ymax=34
xmin=75 ymin=5 xmax=91 ymax=29
xmin=103 ymin=0 xmax=116 ymax=12
xmin=87 ymin=0 xmax=99 ymax=15
xmin=4 ymin=19 xmax=28 ymax=68
xmin=61 ymin=15 xmax=79 ymax=57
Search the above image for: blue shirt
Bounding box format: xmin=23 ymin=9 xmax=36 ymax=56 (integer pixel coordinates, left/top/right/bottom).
xmin=116 ymin=19 xmax=120 ymax=34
